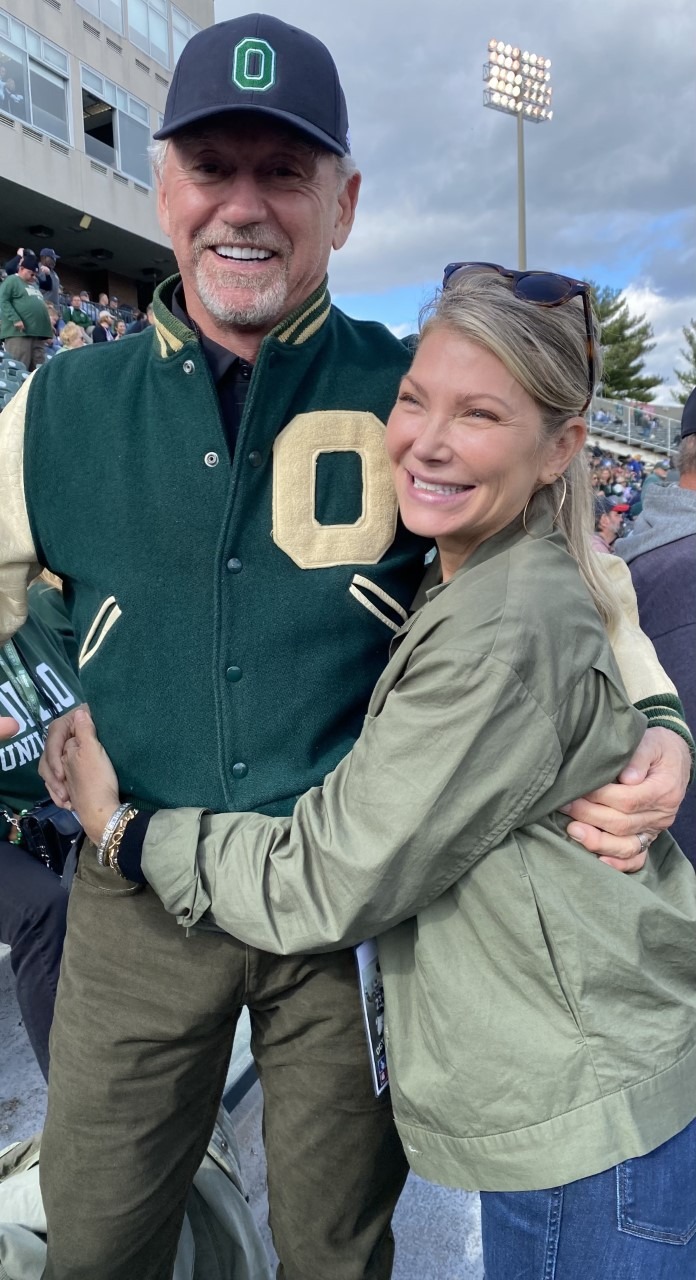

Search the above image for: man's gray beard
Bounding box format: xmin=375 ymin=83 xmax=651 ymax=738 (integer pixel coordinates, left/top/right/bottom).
xmin=195 ymin=267 xmax=290 ymax=330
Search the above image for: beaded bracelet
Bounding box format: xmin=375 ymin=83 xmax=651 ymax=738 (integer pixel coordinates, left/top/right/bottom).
xmin=97 ymin=803 xmax=131 ymax=866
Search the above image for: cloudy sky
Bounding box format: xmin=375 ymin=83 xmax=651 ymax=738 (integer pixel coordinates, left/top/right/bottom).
xmin=215 ymin=0 xmax=696 ymax=400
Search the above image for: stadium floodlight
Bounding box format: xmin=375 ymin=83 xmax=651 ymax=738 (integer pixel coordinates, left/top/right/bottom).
xmin=483 ymin=37 xmax=554 ymax=268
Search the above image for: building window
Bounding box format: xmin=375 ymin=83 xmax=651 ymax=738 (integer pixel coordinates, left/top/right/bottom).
xmin=0 ymin=8 xmax=70 ymax=143
xmin=128 ymin=0 xmax=169 ymax=68
xmin=81 ymin=65 xmax=151 ymax=185
xmin=75 ymin=0 xmax=124 ymax=36
xmin=172 ymin=7 xmax=199 ymax=64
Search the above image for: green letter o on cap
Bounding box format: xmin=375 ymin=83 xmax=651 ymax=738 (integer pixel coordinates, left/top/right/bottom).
xmin=232 ymin=38 xmax=276 ymax=92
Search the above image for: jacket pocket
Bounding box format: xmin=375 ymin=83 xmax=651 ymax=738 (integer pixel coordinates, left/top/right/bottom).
xmin=617 ymin=1118 xmax=696 ymax=1244
xmin=349 ymin=574 xmax=409 ymax=634
xmin=78 ymin=596 xmax=122 ymax=670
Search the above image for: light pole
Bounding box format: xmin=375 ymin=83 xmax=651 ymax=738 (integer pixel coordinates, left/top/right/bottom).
xmin=483 ymin=39 xmax=553 ymax=269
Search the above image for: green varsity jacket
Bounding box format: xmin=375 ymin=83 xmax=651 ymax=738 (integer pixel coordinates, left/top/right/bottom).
xmin=18 ymin=276 xmax=427 ymax=814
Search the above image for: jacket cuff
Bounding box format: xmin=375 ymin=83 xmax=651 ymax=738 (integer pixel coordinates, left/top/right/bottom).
xmin=117 ymin=809 xmax=152 ymax=883
xmin=635 ymin=693 xmax=695 ymax=780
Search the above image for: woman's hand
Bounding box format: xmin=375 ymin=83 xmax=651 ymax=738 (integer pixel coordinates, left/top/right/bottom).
xmin=1 ymin=717 xmax=19 ymax=738
xmin=562 ymin=727 xmax=690 ymax=871
xmin=61 ymin=709 xmax=120 ymax=845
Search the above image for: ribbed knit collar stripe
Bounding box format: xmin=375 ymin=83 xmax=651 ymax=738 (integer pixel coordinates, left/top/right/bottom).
xmin=152 ymin=274 xmax=331 ymax=358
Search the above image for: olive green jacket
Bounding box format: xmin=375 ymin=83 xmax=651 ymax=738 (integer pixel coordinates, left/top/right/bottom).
xmin=142 ymin=513 xmax=696 ymax=1193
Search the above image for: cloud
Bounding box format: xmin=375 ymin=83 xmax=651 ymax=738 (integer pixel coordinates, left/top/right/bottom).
xmin=622 ymin=285 xmax=696 ymax=398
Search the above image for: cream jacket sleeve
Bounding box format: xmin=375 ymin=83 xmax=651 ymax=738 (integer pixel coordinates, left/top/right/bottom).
xmin=0 ymin=378 xmax=42 ymax=643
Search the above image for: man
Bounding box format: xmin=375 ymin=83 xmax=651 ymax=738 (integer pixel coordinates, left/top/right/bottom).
xmin=61 ymin=293 xmax=91 ymax=331
xmin=591 ymin=494 xmax=623 ymax=552
xmin=78 ymin=289 xmax=98 ymax=324
xmin=0 ymin=250 xmax=52 ymax=371
xmin=617 ymin=387 xmax=696 ymax=865
xmin=37 ymin=248 xmax=61 ymax=309
xmin=0 ymin=15 xmax=690 ymax=1280
xmin=126 ymin=301 xmax=155 ymax=333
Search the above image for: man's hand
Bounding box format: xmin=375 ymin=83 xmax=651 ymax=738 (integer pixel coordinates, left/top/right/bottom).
xmin=61 ymin=709 xmax=120 ymax=844
xmin=562 ymin=727 xmax=690 ymax=871
xmin=1 ymin=716 xmax=19 ymax=738
xmin=38 ymin=703 xmax=89 ymax=807
xmin=13 ymin=320 xmax=25 ymax=331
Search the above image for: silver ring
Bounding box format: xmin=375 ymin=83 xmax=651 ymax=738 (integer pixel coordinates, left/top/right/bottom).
xmin=637 ymin=832 xmax=650 ymax=855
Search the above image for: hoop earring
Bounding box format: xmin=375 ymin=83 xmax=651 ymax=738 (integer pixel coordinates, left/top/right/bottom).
xmin=522 ymin=474 xmax=567 ymax=535
xmin=552 ymin=474 xmax=568 ymax=523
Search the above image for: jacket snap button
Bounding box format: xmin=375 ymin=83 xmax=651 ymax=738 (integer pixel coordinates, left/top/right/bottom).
xmin=219 ymin=1139 xmax=229 ymax=1151
xmin=232 ymin=762 xmax=248 ymax=779
xmin=204 ymin=452 xmax=219 ymax=468
xmin=248 ymin=451 xmax=263 ymax=467
xmin=183 ymin=359 xmax=195 ymax=374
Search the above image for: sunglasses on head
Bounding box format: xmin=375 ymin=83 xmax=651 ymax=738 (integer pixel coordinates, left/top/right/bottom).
xmin=442 ymin=261 xmax=595 ymax=412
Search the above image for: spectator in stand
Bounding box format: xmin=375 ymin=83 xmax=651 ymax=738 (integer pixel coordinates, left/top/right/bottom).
xmin=114 ymin=318 xmax=128 ymax=340
xmin=631 ymin=459 xmax=669 ymax=518
xmin=45 ymin=303 xmax=63 ymax=354
xmin=92 ymin=310 xmax=115 ymax=342
xmin=617 ymin=387 xmax=696 ymax=866
xmin=4 ymin=248 xmax=52 ymax=297
xmin=0 ymin=251 xmax=53 ymax=371
xmin=38 ymin=248 xmax=61 ymax=309
xmin=62 ymin=294 xmax=91 ymax=331
xmin=59 ymin=321 xmax=90 ymax=350
xmin=79 ymin=290 xmax=98 ymax=325
xmin=596 ymin=465 xmax=614 ymax=495
xmin=126 ymin=302 xmax=155 ymax=334
xmin=97 ymin=292 xmax=109 ymax=312
xmin=109 ymin=295 xmax=119 ymax=317
xmin=591 ymin=495 xmax=623 ymax=553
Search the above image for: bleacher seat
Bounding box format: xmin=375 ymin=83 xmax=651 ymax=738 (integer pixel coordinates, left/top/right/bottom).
xmin=0 ymin=353 xmax=31 ymax=405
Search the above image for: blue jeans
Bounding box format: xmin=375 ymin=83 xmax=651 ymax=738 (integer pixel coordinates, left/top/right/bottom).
xmin=480 ymin=1118 xmax=696 ymax=1279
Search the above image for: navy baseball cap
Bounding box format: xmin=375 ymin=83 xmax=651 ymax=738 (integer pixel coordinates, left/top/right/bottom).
xmin=39 ymin=247 xmax=59 ymax=260
xmin=153 ymin=14 xmax=350 ymax=156
xmin=681 ymin=387 xmax=696 ymax=440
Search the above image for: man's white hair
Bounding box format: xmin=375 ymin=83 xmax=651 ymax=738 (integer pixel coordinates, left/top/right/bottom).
xmin=148 ymin=136 xmax=357 ymax=189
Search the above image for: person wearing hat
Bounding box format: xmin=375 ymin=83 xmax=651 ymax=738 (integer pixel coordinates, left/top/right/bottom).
xmin=590 ymin=494 xmax=623 ymax=553
xmin=0 ymin=15 xmax=691 ymax=1279
xmin=0 ymin=250 xmax=53 ymax=371
xmin=37 ymin=247 xmax=61 ymax=309
xmin=617 ymin=386 xmax=696 ymax=866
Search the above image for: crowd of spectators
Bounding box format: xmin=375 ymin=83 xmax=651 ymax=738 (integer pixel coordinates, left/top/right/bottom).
xmin=0 ymin=245 xmax=153 ymax=374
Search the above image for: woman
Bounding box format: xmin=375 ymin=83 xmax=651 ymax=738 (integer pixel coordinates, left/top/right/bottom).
xmin=58 ymin=321 xmax=89 ymax=351
xmin=91 ymin=311 xmax=114 ymax=342
xmin=0 ymin=578 xmax=82 ymax=1080
xmin=63 ymin=266 xmax=696 ymax=1276
xmin=114 ymin=319 xmax=127 ymax=340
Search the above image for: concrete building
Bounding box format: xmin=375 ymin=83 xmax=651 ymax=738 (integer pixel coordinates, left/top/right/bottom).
xmin=0 ymin=0 xmax=213 ymax=308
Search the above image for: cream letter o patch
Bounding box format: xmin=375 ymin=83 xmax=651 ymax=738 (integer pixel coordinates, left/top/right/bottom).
xmin=272 ymin=412 xmax=398 ymax=568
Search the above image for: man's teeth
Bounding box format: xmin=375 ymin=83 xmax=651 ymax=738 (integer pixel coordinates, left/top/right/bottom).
xmin=413 ymin=477 xmax=469 ymax=494
xmin=214 ymin=246 xmax=273 ymax=260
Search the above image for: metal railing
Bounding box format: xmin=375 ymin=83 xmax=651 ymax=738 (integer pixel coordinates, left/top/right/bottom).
xmin=588 ymin=396 xmax=682 ymax=458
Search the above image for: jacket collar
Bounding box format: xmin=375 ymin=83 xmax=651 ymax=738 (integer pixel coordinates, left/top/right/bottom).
xmin=151 ymin=273 xmax=331 ymax=360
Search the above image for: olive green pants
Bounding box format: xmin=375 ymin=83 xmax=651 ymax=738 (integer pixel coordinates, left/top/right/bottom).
xmin=41 ymin=851 xmax=408 ymax=1280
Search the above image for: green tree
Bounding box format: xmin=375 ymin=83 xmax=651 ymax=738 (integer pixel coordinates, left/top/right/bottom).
xmin=674 ymin=318 xmax=696 ymax=403
xmin=590 ymin=284 xmax=663 ymax=401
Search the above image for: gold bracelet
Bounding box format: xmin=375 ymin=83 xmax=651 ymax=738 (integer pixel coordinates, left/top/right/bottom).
xmin=105 ymin=806 xmax=137 ymax=877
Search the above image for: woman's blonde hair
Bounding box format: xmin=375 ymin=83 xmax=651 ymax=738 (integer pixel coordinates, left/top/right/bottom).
xmin=419 ymin=269 xmax=619 ymax=630
xmin=60 ymin=321 xmax=85 ymax=348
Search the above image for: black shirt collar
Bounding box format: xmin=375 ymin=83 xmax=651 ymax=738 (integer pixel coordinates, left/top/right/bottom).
xmin=171 ymin=281 xmax=250 ymax=383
